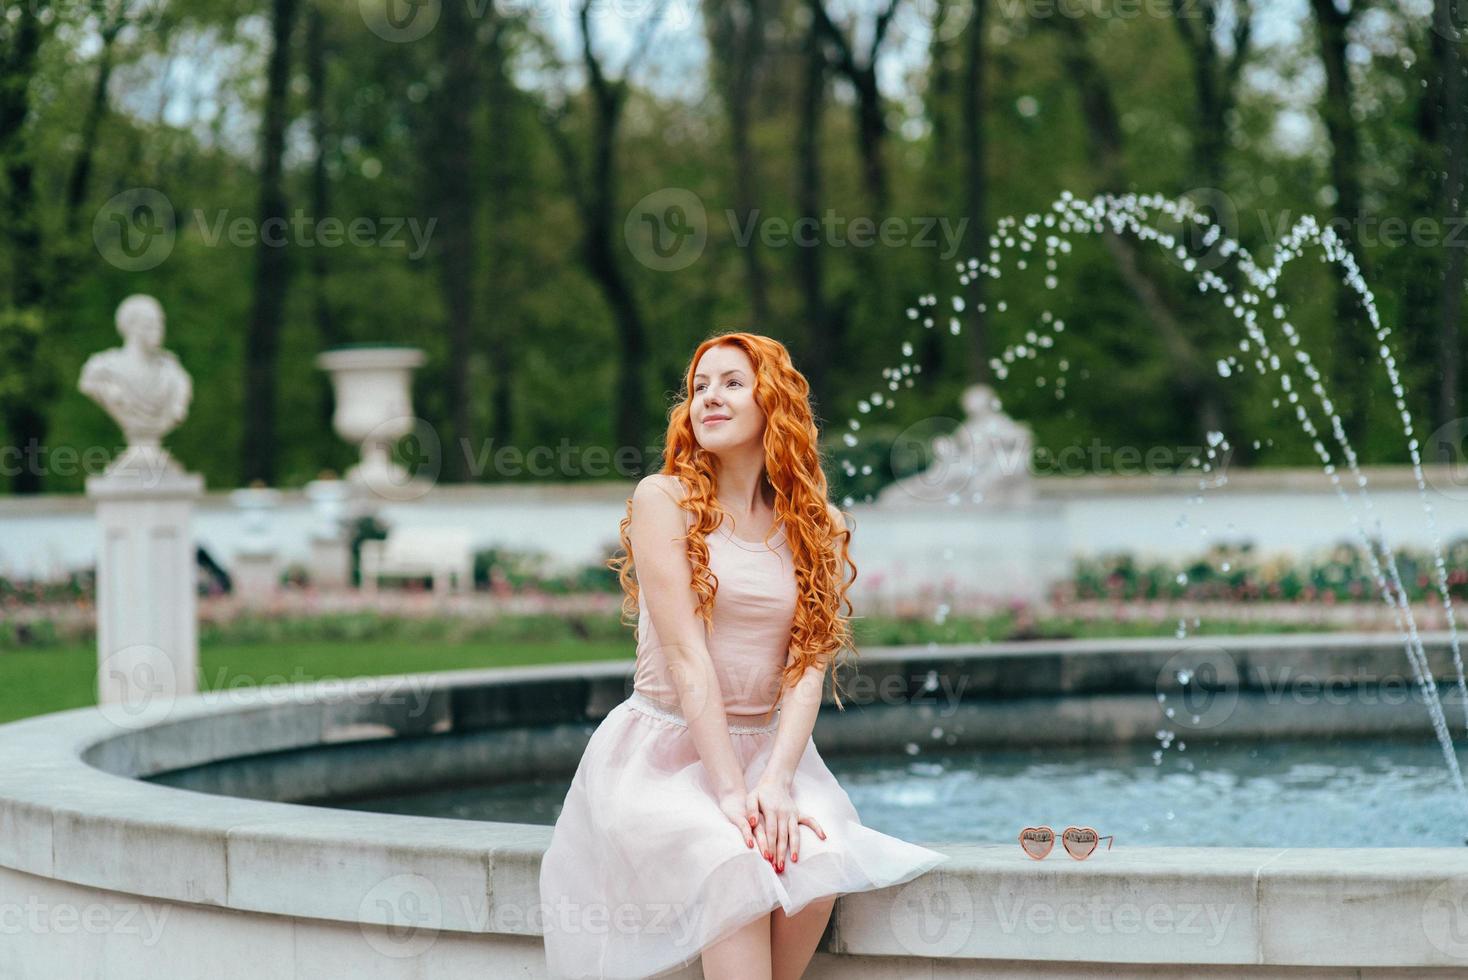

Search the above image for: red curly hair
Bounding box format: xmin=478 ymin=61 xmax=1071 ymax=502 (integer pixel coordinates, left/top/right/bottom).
xmin=607 ymin=332 xmax=859 ymax=710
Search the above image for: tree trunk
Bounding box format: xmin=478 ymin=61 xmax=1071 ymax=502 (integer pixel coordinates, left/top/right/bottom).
xmin=711 ymin=0 xmax=772 ymax=326
xmin=431 ymin=0 xmax=481 ymax=482
xmin=1047 ymin=12 xmax=1225 ymax=438
xmin=1 ymin=0 xmax=45 ymax=310
xmin=807 ymin=0 xmax=900 ymax=345
xmin=963 ymin=0 xmax=989 ymax=384
xmin=1309 ymin=0 xmax=1373 ymax=448
xmin=242 ymin=0 xmax=299 ymax=485
xmin=1436 ymin=0 xmax=1465 ymax=436
xmin=485 ymin=33 xmax=516 ymax=454
xmin=551 ymin=0 xmax=652 ymax=462
xmin=795 ymin=18 xmax=833 ymax=413
xmin=1 ymin=0 xmax=49 ymax=492
xmin=540 ymin=9 xmax=656 ymax=466
xmin=63 ymin=21 xmax=121 ymax=240
xmin=1168 ymin=0 xmax=1252 ymax=452
xmin=583 ymin=108 xmax=649 ymax=461
xmin=306 ymin=4 xmax=341 ymax=445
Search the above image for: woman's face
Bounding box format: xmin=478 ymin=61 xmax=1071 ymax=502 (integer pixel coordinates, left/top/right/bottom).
xmin=691 ymin=344 xmax=765 ymax=455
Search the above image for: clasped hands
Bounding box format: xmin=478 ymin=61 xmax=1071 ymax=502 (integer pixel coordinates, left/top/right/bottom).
xmin=718 ymin=774 xmax=826 ymax=873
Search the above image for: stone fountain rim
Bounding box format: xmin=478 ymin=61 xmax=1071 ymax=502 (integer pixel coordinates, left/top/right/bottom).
xmin=2 ymin=635 xmax=1467 ymax=968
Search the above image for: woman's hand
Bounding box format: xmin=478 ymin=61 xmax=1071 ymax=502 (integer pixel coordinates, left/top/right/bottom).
xmin=747 ymin=777 xmax=826 ymax=872
xmin=717 ymin=790 xmax=760 ymax=851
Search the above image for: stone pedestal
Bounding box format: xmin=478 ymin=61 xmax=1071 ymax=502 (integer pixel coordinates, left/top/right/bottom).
xmin=305 ymin=477 xmax=354 ymax=590
xmin=309 ymin=536 xmax=352 ymax=590
xmin=870 ymin=383 xmax=1067 ymax=603
xmin=849 ymin=500 xmax=1071 ymax=607
xmin=231 ymin=551 xmax=280 ymax=603
xmin=229 ymin=486 xmax=281 ymax=604
xmin=85 ymin=449 xmax=204 ymax=709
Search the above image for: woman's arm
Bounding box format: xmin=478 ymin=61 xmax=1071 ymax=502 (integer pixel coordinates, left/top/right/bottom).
xmin=748 ymin=501 xmax=845 ymax=870
xmin=757 ymin=655 xmax=826 ymax=791
xmin=628 ymin=474 xmax=746 ymax=799
xmin=759 ymin=499 xmax=845 ymax=787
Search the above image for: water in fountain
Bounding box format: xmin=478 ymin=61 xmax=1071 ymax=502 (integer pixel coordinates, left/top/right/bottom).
xmin=833 ymin=190 xmax=1468 ymax=829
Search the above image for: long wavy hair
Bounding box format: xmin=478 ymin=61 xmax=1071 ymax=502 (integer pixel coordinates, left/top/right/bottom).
xmin=607 ymin=332 xmax=859 ymax=710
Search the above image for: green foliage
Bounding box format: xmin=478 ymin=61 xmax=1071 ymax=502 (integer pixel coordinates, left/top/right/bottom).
xmin=0 ymin=2 xmax=1461 ymax=496
xmin=347 ymin=513 xmax=390 ymax=588
xmin=1065 ymin=537 xmax=1468 ymax=604
xmin=473 ymin=546 xmax=622 ymax=595
xmin=0 ymin=308 xmax=57 ymax=415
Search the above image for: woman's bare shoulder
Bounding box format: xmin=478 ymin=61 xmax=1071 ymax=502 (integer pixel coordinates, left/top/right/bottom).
xmin=633 ymin=473 xmax=688 ymax=511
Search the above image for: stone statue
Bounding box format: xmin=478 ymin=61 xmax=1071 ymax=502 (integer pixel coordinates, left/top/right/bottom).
xmin=79 ymin=295 xmax=192 ymax=467
xmin=878 ymin=383 xmax=1036 ymax=506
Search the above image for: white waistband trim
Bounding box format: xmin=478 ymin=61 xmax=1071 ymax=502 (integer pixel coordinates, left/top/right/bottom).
xmin=627 ymin=690 xmax=779 ymax=734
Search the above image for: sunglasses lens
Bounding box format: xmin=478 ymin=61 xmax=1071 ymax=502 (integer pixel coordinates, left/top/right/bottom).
xmin=1019 ymin=828 xmax=1053 ymax=859
xmin=1062 ymin=828 xmax=1099 ymax=859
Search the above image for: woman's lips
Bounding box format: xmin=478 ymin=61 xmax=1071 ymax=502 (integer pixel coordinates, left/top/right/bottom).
xmin=703 ymin=416 xmax=730 ymax=425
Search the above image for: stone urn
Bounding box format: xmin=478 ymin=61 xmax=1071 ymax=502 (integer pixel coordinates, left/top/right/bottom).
xmin=315 ymin=345 xmax=433 ymax=502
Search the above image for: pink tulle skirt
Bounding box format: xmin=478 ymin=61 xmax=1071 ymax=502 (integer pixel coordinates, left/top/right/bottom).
xmin=538 ymin=689 xmax=949 ymax=979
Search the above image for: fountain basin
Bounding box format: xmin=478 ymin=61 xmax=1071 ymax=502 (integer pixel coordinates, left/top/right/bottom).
xmin=3 ymin=634 xmax=1468 ymax=976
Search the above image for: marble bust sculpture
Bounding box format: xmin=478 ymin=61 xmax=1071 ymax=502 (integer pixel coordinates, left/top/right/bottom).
xmin=78 ymin=295 xmax=193 ymax=461
xmin=878 ymin=383 xmax=1035 ymax=506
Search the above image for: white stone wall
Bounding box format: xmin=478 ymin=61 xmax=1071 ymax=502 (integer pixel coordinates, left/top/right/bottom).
xmin=1 ymin=466 xmax=1464 ymax=601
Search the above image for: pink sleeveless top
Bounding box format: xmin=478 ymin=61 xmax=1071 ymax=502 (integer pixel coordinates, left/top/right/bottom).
xmin=632 ymin=507 xmax=798 ymax=718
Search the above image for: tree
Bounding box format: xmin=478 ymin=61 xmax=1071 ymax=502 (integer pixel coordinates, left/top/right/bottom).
xmin=961 ymin=0 xmax=989 ymax=383
xmin=1432 ymin=0 xmax=1465 ymax=433
xmin=1041 ymin=10 xmax=1230 ymax=440
xmin=242 ymin=0 xmax=300 ymax=484
xmin=1308 ymin=0 xmax=1373 ymax=448
xmin=539 ymin=0 xmax=670 ymax=461
xmin=0 ymin=0 xmax=50 ymax=492
xmin=306 ymin=0 xmax=339 ymax=440
xmin=426 ymin=0 xmax=495 ymax=482
xmin=708 ymin=0 xmax=773 ymax=328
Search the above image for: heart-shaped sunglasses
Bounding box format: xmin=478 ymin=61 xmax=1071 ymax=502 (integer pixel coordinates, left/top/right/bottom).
xmin=1019 ymin=825 xmax=1114 ymax=860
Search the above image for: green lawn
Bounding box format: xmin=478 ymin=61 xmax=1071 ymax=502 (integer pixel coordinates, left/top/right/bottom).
xmin=0 ymin=610 xmax=1365 ymax=725
xmin=0 ymin=640 xmax=630 ymax=726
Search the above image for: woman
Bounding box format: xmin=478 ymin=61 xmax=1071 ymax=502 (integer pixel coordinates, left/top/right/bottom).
xmin=539 ymin=333 xmax=947 ymax=979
